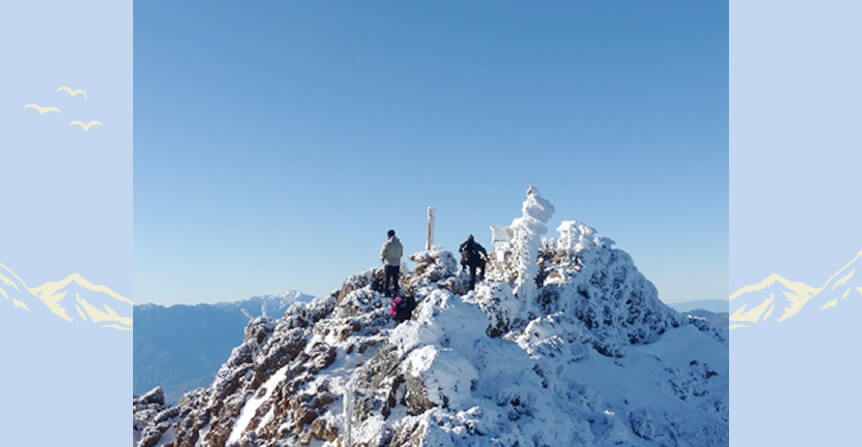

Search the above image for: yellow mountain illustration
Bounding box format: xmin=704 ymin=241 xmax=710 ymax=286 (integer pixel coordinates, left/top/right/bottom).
xmin=0 ymin=265 xmax=33 ymax=307
xmin=12 ymin=299 xmax=30 ymax=311
xmin=729 ymin=251 xmax=862 ymax=329
xmin=0 ymin=263 xmax=132 ymax=331
xmin=729 ymin=273 xmax=820 ymax=325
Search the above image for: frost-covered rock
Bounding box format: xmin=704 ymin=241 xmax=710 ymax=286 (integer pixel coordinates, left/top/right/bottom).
xmin=554 ymin=220 xmax=615 ymax=258
xmin=133 ymin=386 xmax=178 ymax=447
xmin=409 ymin=247 xmax=458 ymax=279
xmin=684 ymin=310 xmax=729 ymax=344
xmin=134 ymin=189 xmax=727 ymax=447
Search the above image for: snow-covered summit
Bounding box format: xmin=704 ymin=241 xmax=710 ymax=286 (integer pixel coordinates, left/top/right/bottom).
xmin=134 ymin=188 xmax=727 ymax=447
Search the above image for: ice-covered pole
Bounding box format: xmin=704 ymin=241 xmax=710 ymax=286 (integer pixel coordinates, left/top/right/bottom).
xmin=426 ymin=207 xmax=435 ymax=251
xmin=511 ymin=186 xmax=555 ymax=301
xmin=343 ymin=371 xmax=356 ymax=446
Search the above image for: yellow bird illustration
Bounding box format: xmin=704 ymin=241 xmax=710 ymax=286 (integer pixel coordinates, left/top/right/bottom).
xmin=56 ymin=86 xmax=88 ymax=99
xmin=69 ymin=120 xmax=103 ymax=131
xmin=24 ymin=104 xmax=62 ymax=115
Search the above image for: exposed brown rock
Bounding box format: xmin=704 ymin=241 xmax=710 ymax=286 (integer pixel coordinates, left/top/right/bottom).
xmin=391 ymin=420 xmax=427 ymax=447
xmin=310 ymin=418 xmax=339 ymax=442
xmin=404 ymin=374 xmax=436 ymax=416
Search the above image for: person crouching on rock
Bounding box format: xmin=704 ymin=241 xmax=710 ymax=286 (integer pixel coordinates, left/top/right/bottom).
xmin=380 ymin=229 xmax=404 ymax=296
xmin=459 ymin=234 xmax=488 ymax=291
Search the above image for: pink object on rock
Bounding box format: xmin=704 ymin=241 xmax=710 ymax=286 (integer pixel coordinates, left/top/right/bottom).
xmin=389 ymin=296 xmax=403 ymax=317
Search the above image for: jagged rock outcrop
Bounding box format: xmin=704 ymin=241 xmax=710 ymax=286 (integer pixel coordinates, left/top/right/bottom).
xmin=134 ymin=190 xmax=727 ymax=447
xmin=134 ymin=386 xmax=179 ymax=447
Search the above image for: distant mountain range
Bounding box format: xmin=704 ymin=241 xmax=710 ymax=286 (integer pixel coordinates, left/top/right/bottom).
xmin=0 ymin=263 xmax=132 ymax=330
xmin=134 ymin=291 xmax=313 ymax=403
xmin=730 ymin=251 xmax=862 ymax=329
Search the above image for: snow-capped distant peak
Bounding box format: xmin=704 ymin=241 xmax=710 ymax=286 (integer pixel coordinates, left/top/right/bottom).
xmin=273 ymin=290 xmax=305 ymax=298
xmin=222 ymin=290 xmax=316 ymax=321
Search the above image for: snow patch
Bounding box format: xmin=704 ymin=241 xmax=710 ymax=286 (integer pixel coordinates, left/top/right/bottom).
xmin=227 ymin=363 xmax=289 ymax=445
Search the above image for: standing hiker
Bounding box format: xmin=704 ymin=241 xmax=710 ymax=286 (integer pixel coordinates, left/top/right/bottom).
xmin=459 ymin=234 xmax=488 ymax=291
xmin=380 ymin=229 xmax=403 ymax=296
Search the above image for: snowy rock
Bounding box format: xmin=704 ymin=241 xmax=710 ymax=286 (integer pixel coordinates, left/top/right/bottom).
xmin=133 ymin=188 xmax=727 ymax=447
xmin=135 ymin=386 xmax=165 ymax=407
xmin=133 ymin=387 xmax=177 ymax=447
xmin=409 ymin=247 xmax=458 ymax=282
xmin=244 ymin=315 xmax=276 ymax=344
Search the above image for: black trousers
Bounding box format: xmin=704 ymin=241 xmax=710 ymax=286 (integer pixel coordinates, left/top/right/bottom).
xmin=384 ymin=265 xmax=400 ymax=295
xmin=468 ymin=260 xmax=485 ymax=291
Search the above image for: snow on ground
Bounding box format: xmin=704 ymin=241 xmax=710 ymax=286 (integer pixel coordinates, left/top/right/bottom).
xmin=228 ymin=363 xmax=291 ymax=445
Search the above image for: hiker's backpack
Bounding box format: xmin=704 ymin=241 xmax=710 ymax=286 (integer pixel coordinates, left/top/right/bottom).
xmin=389 ymin=295 xmax=416 ymax=323
xmin=460 ymin=242 xmax=474 ymax=265
xmin=462 ymin=242 xmax=483 ymax=266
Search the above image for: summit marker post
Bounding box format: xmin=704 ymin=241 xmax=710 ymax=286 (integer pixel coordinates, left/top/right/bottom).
xmin=426 ymin=207 xmax=435 ymax=251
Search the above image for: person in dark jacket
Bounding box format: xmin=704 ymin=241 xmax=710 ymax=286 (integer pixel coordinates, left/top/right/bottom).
xmin=459 ymin=234 xmax=488 ymax=291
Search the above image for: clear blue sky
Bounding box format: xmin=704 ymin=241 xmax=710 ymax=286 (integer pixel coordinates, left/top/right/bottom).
xmin=134 ymin=1 xmax=727 ymax=305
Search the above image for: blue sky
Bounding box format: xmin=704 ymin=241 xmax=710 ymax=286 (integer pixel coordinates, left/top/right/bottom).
xmin=134 ymin=1 xmax=727 ymax=305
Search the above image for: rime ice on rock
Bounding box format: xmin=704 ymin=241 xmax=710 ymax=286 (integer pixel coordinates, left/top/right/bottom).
xmin=489 ymin=185 xmax=555 ymax=302
xmin=555 ymin=220 xmax=613 ymax=254
xmin=511 ymin=185 xmax=555 ymax=301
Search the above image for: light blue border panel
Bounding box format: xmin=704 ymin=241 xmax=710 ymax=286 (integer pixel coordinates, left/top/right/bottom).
xmin=0 ymin=0 xmax=132 ymax=445
xmin=731 ymin=0 xmax=862 ymax=445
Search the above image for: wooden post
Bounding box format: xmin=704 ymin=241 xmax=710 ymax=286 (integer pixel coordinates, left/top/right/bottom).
xmin=426 ymin=207 xmax=435 ymax=251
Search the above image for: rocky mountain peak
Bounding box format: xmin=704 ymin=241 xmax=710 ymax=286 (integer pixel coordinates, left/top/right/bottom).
xmin=134 ymin=190 xmax=727 ymax=446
